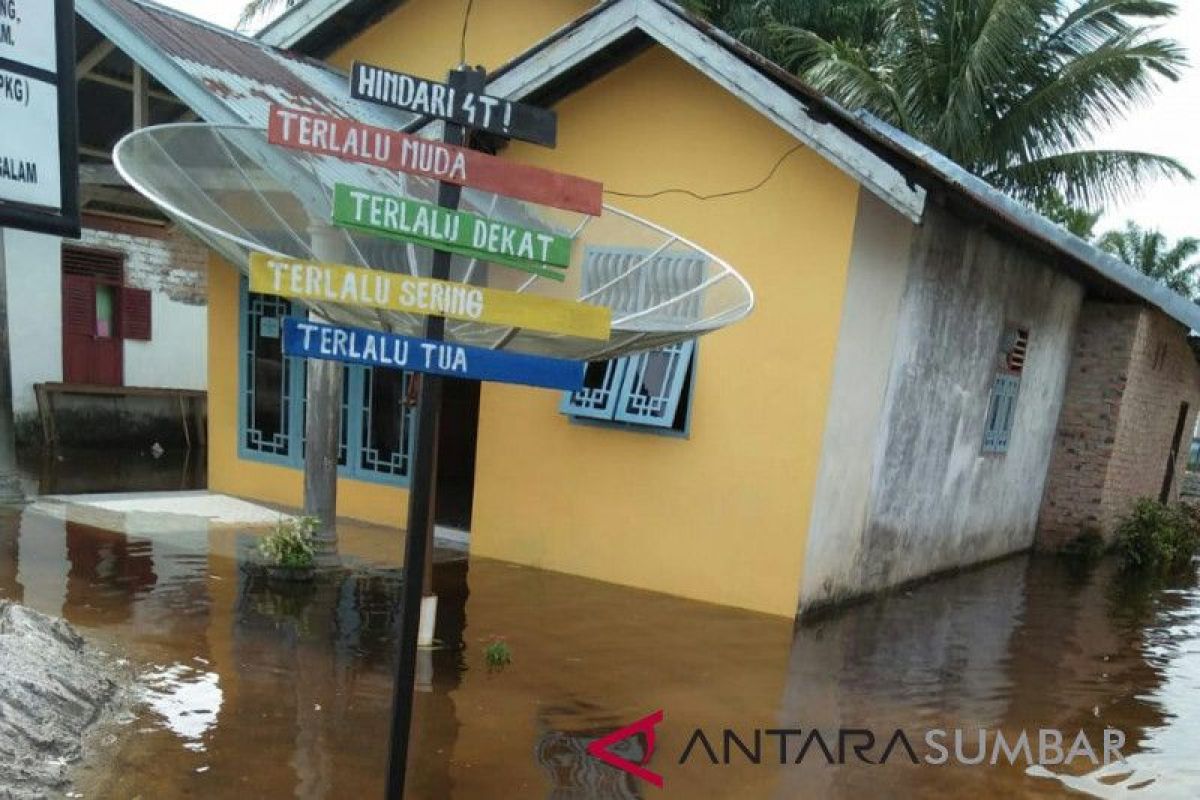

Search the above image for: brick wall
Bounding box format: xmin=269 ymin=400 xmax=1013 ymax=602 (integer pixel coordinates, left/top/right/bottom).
xmin=1107 ymin=309 xmax=1200 ymax=513
xmin=78 ymin=225 xmax=208 ymax=305
xmin=1037 ymin=303 xmax=1200 ymax=548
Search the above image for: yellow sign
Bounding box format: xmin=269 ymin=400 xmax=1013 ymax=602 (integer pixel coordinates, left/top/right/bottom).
xmin=249 ymin=253 xmax=611 ymax=341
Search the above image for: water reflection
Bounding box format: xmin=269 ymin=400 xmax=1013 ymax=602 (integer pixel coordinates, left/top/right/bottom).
xmin=0 ymin=500 xmax=1197 ymax=798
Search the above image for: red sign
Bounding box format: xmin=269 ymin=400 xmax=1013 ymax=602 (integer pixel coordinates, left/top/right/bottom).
xmin=267 ymin=104 xmax=603 ymax=216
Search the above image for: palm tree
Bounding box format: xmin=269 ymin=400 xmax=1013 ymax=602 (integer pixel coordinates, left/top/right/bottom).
xmin=685 ymin=0 xmax=885 ymax=55
xmin=238 ymin=0 xmax=301 ymax=31
xmin=1099 ymin=222 xmax=1200 ymax=296
xmin=693 ymin=0 xmax=1191 ymax=211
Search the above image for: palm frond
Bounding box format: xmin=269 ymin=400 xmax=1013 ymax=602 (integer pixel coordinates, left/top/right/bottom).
xmin=987 ymin=32 xmax=1186 ymax=163
xmin=238 ymin=0 xmax=295 ymax=31
xmin=987 ymin=148 xmax=1192 ymax=208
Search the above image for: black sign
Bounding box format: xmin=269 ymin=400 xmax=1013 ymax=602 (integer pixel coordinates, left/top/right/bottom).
xmin=350 ymin=61 xmax=557 ymax=149
xmin=0 ymin=0 xmax=79 ymax=238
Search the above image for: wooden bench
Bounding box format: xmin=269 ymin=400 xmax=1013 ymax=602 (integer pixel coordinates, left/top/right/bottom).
xmin=33 ymin=382 xmax=207 ymax=449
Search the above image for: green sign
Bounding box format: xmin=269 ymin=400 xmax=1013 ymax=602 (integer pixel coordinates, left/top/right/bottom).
xmin=332 ymin=183 xmax=572 ymax=281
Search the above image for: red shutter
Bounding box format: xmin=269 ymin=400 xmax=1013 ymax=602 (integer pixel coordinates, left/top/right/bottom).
xmin=62 ymin=275 xmax=96 ymax=336
xmin=62 ymin=246 xmax=123 ymax=283
xmin=120 ymin=287 xmax=152 ymax=340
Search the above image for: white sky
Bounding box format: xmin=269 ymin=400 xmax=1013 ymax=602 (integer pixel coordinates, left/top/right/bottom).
xmin=158 ymin=0 xmax=1200 ymax=242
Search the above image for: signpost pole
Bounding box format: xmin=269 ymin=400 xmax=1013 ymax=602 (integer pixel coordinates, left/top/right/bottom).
xmin=385 ymin=66 xmax=486 ymax=800
xmin=0 ymin=230 xmax=23 ymax=503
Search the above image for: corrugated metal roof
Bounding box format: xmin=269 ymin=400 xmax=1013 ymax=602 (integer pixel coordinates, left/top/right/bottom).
xmin=79 ymin=0 xmax=418 ymax=129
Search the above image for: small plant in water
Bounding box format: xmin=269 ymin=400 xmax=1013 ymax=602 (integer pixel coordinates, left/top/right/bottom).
xmin=484 ymin=637 xmax=512 ymax=671
xmin=1115 ymin=499 xmax=1200 ymax=574
xmin=1059 ymin=530 xmax=1106 ymax=564
xmin=259 ymin=516 xmax=318 ymax=569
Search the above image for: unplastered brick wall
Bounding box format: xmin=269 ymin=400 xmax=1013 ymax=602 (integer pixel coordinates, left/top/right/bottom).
xmin=1037 ymin=303 xmax=1200 ymax=548
xmin=1105 ymin=309 xmax=1200 ymax=519
xmin=78 ymin=225 xmax=208 ymax=305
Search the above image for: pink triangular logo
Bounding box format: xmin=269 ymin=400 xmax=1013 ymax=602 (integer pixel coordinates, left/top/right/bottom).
xmin=586 ymin=710 xmax=664 ymax=788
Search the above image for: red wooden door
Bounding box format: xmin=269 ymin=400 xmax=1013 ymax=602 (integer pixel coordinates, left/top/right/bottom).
xmin=62 ymin=275 xmax=122 ymax=385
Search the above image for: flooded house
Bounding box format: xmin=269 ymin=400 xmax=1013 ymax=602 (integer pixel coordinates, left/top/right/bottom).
xmin=73 ymin=0 xmax=1200 ymax=618
xmin=2 ymin=8 xmax=208 ymax=447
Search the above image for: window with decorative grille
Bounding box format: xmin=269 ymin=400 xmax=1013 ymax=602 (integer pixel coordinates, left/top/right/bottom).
xmin=237 ymin=280 xmax=415 ymax=483
xmin=983 ymin=325 xmax=1031 ymax=454
xmin=560 ymin=247 xmax=702 ymax=434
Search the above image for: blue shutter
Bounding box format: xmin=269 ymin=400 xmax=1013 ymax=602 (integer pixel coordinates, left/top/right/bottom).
xmin=983 ymin=373 xmax=1020 ymax=453
xmin=562 ymin=246 xmax=702 ymax=430
xmin=613 ymin=340 xmax=695 ymax=427
xmin=560 ymin=359 xmax=629 ymax=420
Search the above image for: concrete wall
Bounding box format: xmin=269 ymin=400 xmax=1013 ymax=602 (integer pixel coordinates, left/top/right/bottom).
xmin=801 ymin=203 xmax=1084 ymax=613
xmin=800 ymin=192 xmax=912 ymax=610
xmin=1038 ymin=305 xmax=1200 ymax=547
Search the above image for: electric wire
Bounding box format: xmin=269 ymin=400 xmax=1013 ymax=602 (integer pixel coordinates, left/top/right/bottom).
xmin=459 ymin=0 xmax=475 ymax=66
xmin=604 ymin=144 xmax=804 ymax=201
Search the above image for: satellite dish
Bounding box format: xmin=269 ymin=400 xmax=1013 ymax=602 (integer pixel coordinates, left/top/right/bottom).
xmin=113 ymin=123 xmax=754 ymax=360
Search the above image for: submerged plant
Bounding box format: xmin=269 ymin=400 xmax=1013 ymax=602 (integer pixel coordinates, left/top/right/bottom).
xmin=484 ymin=637 xmax=513 ymax=671
xmin=259 ymin=516 xmax=318 ymax=569
xmin=1059 ymin=530 xmax=1106 ymax=564
xmin=1114 ymin=499 xmax=1200 ymax=574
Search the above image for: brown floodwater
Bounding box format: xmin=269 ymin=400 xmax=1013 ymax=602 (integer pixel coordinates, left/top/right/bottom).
xmin=0 ymin=456 xmax=1198 ymax=797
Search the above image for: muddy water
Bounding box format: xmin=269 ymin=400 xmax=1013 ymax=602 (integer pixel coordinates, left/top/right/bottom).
xmin=0 ymin=500 xmax=1198 ymax=798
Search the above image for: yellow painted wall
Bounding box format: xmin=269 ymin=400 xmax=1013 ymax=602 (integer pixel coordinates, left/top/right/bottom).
xmin=207 ymin=255 xmax=410 ymax=527
xmin=466 ymin=48 xmax=861 ymax=617
xmin=207 ymin=2 xmax=863 ymax=616
xmin=327 ymin=0 xmax=593 ymax=77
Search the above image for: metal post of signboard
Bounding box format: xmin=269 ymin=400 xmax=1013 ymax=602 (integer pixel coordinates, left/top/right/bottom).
xmin=0 ymin=230 xmax=23 ymax=502
xmin=385 ymin=66 xmax=486 ymax=800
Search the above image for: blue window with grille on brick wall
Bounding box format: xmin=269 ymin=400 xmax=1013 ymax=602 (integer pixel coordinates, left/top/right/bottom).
xmin=982 ymin=326 xmax=1030 ymax=454
xmin=560 ymin=246 xmax=702 ymax=434
xmin=238 ymin=278 xmax=416 ymax=484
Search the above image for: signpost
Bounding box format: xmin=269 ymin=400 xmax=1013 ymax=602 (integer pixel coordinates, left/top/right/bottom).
xmin=266 ymin=61 xmax=581 ymax=799
xmin=248 ymin=253 xmax=611 ymax=340
xmin=282 ymin=318 xmax=584 ymax=391
xmin=268 ymin=104 xmax=602 ymax=215
xmin=332 ymin=183 xmax=572 ymax=280
xmin=351 ymin=61 xmax=557 ymax=148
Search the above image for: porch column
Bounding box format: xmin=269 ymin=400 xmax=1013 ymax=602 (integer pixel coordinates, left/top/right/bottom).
xmin=303 ymin=222 xmax=344 ymax=564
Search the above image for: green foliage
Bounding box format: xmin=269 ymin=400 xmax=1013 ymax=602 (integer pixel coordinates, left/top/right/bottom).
xmin=699 ymin=0 xmax=1191 ymax=209
xmin=1098 ymin=221 xmax=1200 ymax=297
xmin=1114 ymin=499 xmax=1200 ymax=574
xmin=1059 ymin=529 xmax=1106 ymax=563
xmin=484 ymin=637 xmax=513 ymax=671
xmin=689 ymin=0 xmax=886 ymax=67
xmin=1036 ymin=190 xmax=1102 ymax=240
xmin=259 ymin=516 xmax=318 ymax=569
xmin=238 ymin=0 xmax=300 ymax=31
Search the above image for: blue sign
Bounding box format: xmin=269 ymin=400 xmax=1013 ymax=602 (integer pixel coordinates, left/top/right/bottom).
xmin=282 ymin=318 xmax=584 ymax=391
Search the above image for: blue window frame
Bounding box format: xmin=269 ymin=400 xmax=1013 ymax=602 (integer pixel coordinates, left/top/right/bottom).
xmin=238 ymin=278 xmax=415 ymax=485
xmin=560 ymin=246 xmax=704 ymax=434
xmin=982 ymin=373 xmax=1020 ymax=454
xmin=560 ymin=341 xmax=697 ymax=433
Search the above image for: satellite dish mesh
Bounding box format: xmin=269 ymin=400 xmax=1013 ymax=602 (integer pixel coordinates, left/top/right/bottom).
xmin=114 ymin=124 xmax=754 ymax=360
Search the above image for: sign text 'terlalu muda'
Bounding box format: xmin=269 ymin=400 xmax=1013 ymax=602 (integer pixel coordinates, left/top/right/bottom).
xmin=268 ymin=105 xmax=601 ymax=215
